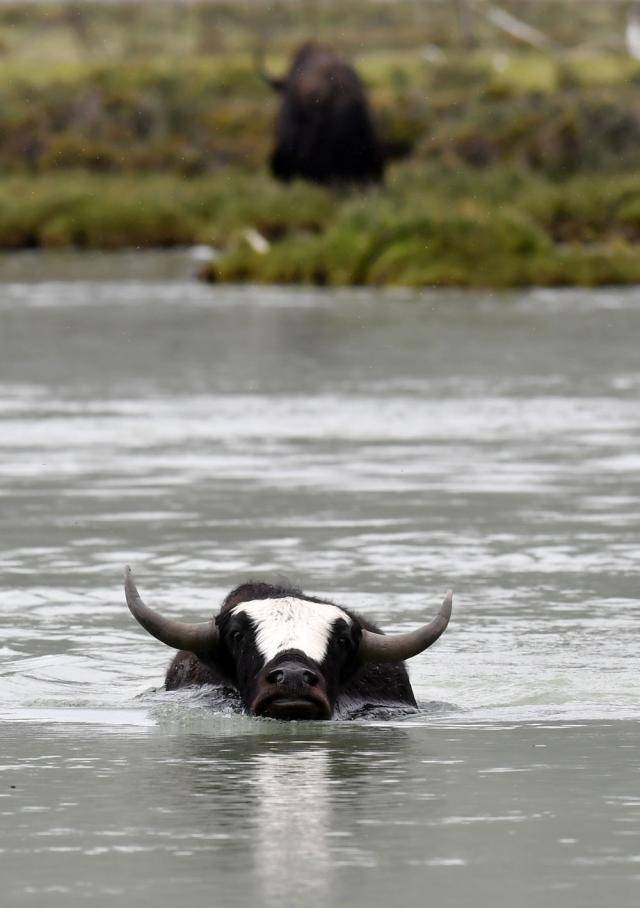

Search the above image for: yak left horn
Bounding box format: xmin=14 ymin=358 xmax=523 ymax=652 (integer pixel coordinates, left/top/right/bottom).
xmin=358 ymin=591 xmax=453 ymax=663
xmin=124 ymin=566 xmax=219 ymax=659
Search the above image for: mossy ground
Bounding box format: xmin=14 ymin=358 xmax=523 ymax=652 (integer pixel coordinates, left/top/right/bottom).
xmin=1 ymin=2 xmax=639 ymax=287
xmin=3 ymin=167 xmax=640 ymax=288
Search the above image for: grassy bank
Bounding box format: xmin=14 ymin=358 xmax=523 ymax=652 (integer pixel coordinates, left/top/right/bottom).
xmin=0 ymin=1 xmax=639 ymax=286
xmin=2 ymin=54 xmax=640 ymax=177
xmin=3 ymin=167 xmax=640 ymax=287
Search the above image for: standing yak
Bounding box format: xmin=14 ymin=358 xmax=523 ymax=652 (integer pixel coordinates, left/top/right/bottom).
xmin=260 ymin=42 xmax=384 ymax=185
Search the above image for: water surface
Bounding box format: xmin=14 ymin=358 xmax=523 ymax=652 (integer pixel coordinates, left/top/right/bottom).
xmin=1 ymin=252 xmax=639 ymax=906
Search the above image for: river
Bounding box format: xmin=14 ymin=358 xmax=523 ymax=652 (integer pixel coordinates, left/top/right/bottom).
xmin=1 ymin=251 xmax=638 ymax=906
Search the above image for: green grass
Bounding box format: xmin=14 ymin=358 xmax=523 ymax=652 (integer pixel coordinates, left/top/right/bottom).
xmin=1 ymin=55 xmax=640 ymax=179
xmin=204 ymin=166 xmax=640 ymax=287
xmin=3 ymin=167 xmax=640 ymax=288
xmin=0 ymin=1 xmax=639 ymax=287
xmin=0 ymin=2 xmax=631 ymax=65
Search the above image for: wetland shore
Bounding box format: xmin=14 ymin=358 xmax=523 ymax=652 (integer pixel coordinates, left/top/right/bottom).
xmin=2 ymin=1 xmax=640 ymax=287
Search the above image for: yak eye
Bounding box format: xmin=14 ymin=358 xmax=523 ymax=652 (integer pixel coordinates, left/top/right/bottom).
xmin=338 ymin=636 xmax=351 ymax=649
xmin=230 ymin=630 xmax=244 ymax=644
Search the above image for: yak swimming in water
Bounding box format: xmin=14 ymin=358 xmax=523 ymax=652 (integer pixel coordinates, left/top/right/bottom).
xmin=124 ymin=566 xmax=453 ymax=721
xmin=259 ymin=41 xmax=385 ymax=186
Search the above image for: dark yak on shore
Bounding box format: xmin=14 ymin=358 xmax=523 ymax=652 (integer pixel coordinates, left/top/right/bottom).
xmin=260 ymin=41 xmax=385 ymax=186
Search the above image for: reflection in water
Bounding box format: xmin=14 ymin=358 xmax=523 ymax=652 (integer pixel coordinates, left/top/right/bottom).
xmin=252 ymin=748 xmax=332 ymax=906
xmin=6 ymin=718 xmax=639 ymax=908
xmin=158 ymin=724 xmax=414 ymax=907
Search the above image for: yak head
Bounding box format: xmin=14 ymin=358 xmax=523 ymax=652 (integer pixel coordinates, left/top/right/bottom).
xmin=124 ymin=567 xmax=452 ymax=721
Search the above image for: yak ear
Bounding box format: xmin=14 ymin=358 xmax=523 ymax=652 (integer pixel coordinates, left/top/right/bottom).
xmin=266 ymin=76 xmax=286 ymax=92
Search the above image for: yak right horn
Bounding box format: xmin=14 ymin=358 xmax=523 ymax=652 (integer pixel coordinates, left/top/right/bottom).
xmin=358 ymin=591 xmax=453 ymax=664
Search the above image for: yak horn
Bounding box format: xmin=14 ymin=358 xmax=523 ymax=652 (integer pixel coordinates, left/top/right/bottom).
xmin=253 ymin=44 xmax=285 ymax=91
xmin=359 ymin=591 xmax=453 ymax=663
xmin=124 ymin=566 xmax=218 ymax=659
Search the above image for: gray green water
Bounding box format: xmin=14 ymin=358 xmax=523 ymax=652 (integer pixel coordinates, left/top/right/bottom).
xmin=1 ymin=251 xmax=639 ymax=907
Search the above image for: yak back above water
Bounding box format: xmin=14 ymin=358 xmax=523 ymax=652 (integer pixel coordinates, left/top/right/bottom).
xmin=264 ymin=41 xmax=384 ymax=186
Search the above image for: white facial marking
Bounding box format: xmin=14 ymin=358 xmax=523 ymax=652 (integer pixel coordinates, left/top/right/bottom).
xmin=232 ymin=597 xmax=350 ymax=665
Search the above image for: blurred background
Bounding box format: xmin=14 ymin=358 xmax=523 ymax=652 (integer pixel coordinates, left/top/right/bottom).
xmin=2 ymin=6 xmax=640 ymax=907
xmin=1 ymin=0 xmax=640 ymax=285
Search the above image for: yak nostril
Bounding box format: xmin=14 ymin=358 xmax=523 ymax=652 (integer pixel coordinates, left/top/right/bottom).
xmin=302 ymin=670 xmax=319 ymax=687
xmin=266 ymin=669 xmax=285 ymax=686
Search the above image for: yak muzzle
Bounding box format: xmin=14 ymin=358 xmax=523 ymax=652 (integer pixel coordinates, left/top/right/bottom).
xmin=251 ymin=661 xmax=332 ymax=721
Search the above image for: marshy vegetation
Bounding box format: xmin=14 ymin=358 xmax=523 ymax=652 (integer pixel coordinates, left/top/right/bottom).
xmin=1 ymin=1 xmax=640 ymax=286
